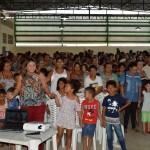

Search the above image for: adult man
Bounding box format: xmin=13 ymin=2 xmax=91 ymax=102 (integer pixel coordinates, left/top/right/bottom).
xmin=120 ymin=62 xmax=142 ymax=133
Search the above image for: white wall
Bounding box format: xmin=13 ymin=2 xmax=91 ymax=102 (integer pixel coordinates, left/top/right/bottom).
xmin=0 ymin=20 xmax=15 ymax=54
xmin=14 ymin=46 xmax=150 ymax=56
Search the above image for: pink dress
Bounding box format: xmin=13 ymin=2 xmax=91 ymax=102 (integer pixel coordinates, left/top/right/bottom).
xmin=56 ymin=96 xmax=81 ymax=129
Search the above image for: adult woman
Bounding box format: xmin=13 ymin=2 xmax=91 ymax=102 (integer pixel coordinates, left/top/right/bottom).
xmin=12 ymin=58 xmax=58 ymax=150
xmin=37 ymin=59 xmax=44 ymax=72
xmin=0 ymin=61 xmax=15 ymax=91
xmin=47 ymin=58 xmax=69 ymax=92
xmin=43 ymin=54 xmax=53 ymax=71
xmin=137 ymin=60 xmax=147 ymax=80
xmin=117 ymin=63 xmax=126 ymax=77
xmin=70 ymin=62 xmax=84 ymax=87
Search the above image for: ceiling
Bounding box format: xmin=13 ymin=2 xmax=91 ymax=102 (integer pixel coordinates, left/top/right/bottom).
xmin=1 ymin=0 xmax=150 ymax=11
xmin=0 ymin=0 xmax=150 ymax=47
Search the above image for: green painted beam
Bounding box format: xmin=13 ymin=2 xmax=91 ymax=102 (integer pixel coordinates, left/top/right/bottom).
xmin=15 ymin=24 xmax=150 ymax=27
xmin=15 ymin=31 xmax=150 ymax=34
xmin=15 ymin=34 xmax=150 ymax=37
xmin=14 ymin=15 xmax=16 ymax=42
xmin=15 ymin=20 xmax=150 ymax=24
xmin=106 ymin=16 xmax=109 ymax=46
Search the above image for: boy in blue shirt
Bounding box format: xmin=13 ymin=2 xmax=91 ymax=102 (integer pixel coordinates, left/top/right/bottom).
xmin=102 ymin=80 xmax=131 ymax=150
xmin=6 ymin=87 xmax=19 ymax=109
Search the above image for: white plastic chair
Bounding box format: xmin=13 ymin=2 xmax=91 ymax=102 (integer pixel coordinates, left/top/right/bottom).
xmin=96 ymin=119 xmax=103 ymax=144
xmin=102 ymin=124 xmax=125 ymax=150
xmin=45 ymin=96 xmax=59 ymax=150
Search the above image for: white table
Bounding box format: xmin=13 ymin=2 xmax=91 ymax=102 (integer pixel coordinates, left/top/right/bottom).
xmin=0 ymin=127 xmax=57 ymax=150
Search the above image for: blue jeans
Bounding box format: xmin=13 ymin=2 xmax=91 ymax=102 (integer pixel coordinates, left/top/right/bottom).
xmin=106 ymin=124 xmax=127 ymax=150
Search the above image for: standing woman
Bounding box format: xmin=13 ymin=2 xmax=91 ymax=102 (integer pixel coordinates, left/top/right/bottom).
xmin=12 ymin=58 xmax=58 ymax=150
xmin=70 ymin=62 xmax=84 ymax=87
xmin=47 ymin=58 xmax=70 ymax=93
xmin=0 ymin=61 xmax=15 ymax=91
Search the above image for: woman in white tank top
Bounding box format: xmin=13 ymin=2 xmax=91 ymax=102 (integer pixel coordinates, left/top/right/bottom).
xmin=47 ymin=58 xmax=69 ymax=92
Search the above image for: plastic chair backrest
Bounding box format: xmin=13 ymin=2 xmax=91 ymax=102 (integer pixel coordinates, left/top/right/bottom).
xmin=46 ymin=95 xmax=59 ymax=126
xmin=75 ymin=97 xmax=85 ymax=125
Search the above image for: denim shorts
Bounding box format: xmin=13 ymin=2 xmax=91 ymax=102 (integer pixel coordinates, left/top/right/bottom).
xmin=82 ymin=123 xmax=96 ymax=137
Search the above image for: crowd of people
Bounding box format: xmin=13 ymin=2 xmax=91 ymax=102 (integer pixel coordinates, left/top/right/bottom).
xmin=0 ymin=48 xmax=150 ymax=150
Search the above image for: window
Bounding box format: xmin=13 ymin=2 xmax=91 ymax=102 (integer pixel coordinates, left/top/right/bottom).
xmin=8 ymin=34 xmax=13 ymax=44
xmin=3 ymin=33 xmax=7 ymax=44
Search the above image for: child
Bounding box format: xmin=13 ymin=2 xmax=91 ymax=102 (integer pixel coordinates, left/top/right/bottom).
xmin=6 ymin=87 xmax=19 ymax=109
xmin=0 ymin=89 xmax=7 ymax=148
xmin=55 ymin=77 xmax=67 ymax=104
xmin=102 ymin=80 xmax=131 ymax=150
xmin=0 ymin=89 xmax=7 ymax=124
xmin=140 ymin=80 xmax=150 ymax=133
xmin=82 ymin=87 xmax=102 ymax=150
xmin=56 ymin=79 xmax=82 ymax=150
xmin=84 ymin=65 xmax=103 ymax=96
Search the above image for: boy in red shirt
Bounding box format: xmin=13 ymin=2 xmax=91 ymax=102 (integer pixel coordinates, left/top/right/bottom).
xmin=82 ymin=87 xmax=102 ymax=150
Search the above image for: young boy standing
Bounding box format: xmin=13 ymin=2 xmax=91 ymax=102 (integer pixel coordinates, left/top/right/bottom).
xmin=102 ymin=80 xmax=130 ymax=150
xmin=82 ymin=87 xmax=102 ymax=150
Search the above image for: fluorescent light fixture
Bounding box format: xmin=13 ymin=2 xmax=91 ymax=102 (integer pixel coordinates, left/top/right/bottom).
xmin=59 ymin=26 xmax=64 ymax=30
xmin=109 ymin=43 xmax=150 ymax=46
xmin=61 ymin=15 xmax=69 ymax=20
xmin=4 ymin=9 xmax=150 ymax=15
xmin=16 ymin=43 xmax=150 ymax=47
xmin=16 ymin=43 xmax=61 ymax=47
xmin=0 ymin=16 xmax=14 ymax=19
xmin=63 ymin=43 xmax=107 ymax=46
xmin=135 ymin=27 xmax=141 ymax=31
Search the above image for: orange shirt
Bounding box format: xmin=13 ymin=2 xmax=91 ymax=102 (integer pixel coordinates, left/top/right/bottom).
xmin=0 ymin=100 xmax=7 ymax=120
xmin=82 ymin=100 xmax=99 ymax=124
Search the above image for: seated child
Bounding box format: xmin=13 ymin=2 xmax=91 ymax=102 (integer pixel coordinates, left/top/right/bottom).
xmin=102 ymin=80 xmax=131 ymax=150
xmin=6 ymin=87 xmax=19 ymax=109
xmin=82 ymin=87 xmax=102 ymax=150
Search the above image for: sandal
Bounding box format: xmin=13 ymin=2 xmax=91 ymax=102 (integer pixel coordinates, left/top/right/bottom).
xmin=132 ymin=128 xmax=139 ymax=132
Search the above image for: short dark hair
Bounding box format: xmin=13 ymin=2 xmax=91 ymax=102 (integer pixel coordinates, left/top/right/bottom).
xmin=0 ymin=89 xmax=6 ymax=95
xmin=85 ymin=87 xmax=96 ymax=97
xmin=128 ymin=62 xmax=137 ymax=69
xmin=104 ymin=63 xmax=112 ymax=68
xmin=57 ymin=78 xmax=67 ymax=91
xmin=118 ymin=63 xmax=126 ymax=69
xmin=68 ymin=79 xmax=81 ymax=94
xmin=89 ymin=65 xmax=97 ymax=71
xmin=144 ymin=80 xmax=150 ymax=86
xmin=106 ymin=80 xmax=117 ymax=88
xmin=7 ymin=87 xmax=15 ymax=93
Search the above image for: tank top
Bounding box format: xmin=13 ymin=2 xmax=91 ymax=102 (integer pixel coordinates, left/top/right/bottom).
xmin=0 ymin=71 xmax=15 ymax=91
xmin=51 ymin=69 xmax=67 ymax=92
xmin=20 ymin=74 xmax=46 ymax=106
xmin=82 ymin=99 xmax=99 ymax=124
